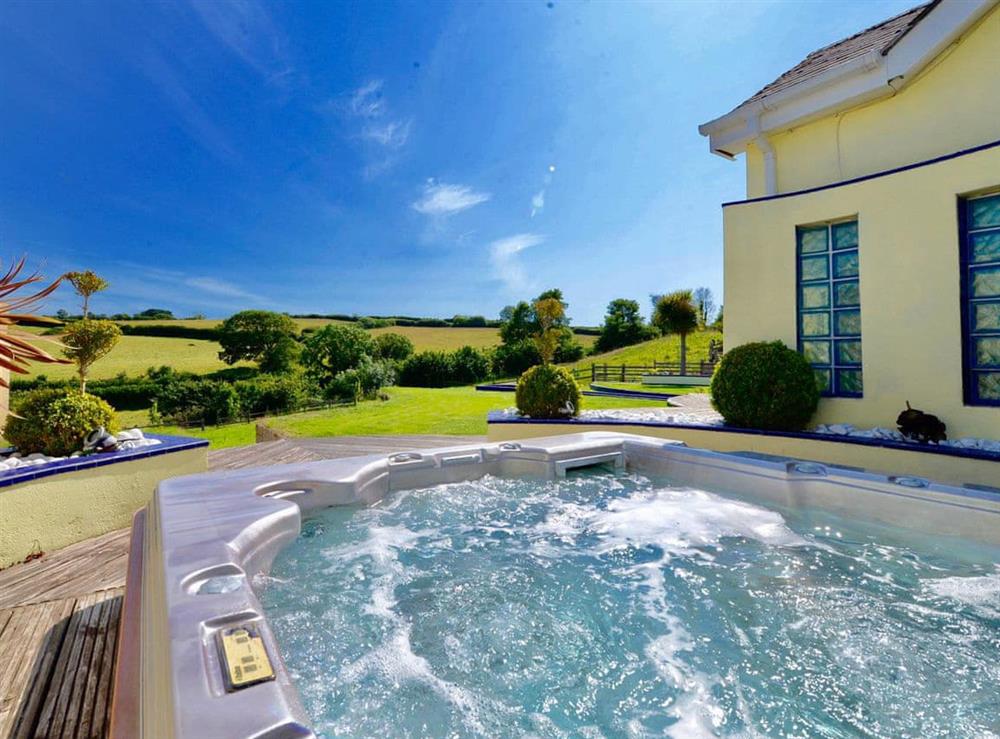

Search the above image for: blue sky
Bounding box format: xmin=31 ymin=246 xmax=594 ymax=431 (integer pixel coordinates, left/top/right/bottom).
xmin=0 ymin=0 xmax=916 ymax=325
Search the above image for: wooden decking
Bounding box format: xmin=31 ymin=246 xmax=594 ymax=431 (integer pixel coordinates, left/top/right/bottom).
xmin=0 ymin=434 xmax=484 ymax=738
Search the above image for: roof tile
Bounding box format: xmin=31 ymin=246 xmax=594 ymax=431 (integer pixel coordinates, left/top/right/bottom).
xmin=741 ymin=2 xmax=937 ymax=107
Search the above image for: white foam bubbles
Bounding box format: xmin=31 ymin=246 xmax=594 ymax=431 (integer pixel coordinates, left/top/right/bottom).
xmin=924 ymin=567 xmax=1000 ymax=617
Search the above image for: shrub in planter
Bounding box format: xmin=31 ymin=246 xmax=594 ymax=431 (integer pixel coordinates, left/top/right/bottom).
xmin=4 ymin=388 xmax=119 ymax=456
xmin=710 ymin=341 xmax=820 ymax=430
xmin=515 ymin=364 xmax=581 ymax=419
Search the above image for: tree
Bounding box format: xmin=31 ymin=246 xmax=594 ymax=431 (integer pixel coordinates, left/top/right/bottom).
xmin=653 ymin=290 xmax=699 ymax=375
xmin=374 ymin=332 xmax=415 ymax=362
xmin=301 ymin=324 xmax=376 ymax=386
xmin=713 ymin=305 xmax=724 ymax=332
xmin=217 ymin=310 xmax=299 ymax=373
xmin=62 ymin=319 xmax=121 ymax=392
xmin=693 ymin=287 xmax=716 ymax=328
xmin=532 ymin=297 xmax=565 ymax=365
xmin=595 ymin=298 xmax=656 ymax=353
xmin=65 ymin=270 xmax=109 ymax=319
xmin=498 ymin=302 xmax=535 ymax=345
xmin=497 ymin=289 xmax=583 ymax=374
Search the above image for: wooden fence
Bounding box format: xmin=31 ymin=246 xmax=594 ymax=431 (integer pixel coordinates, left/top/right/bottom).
xmin=571 ymin=361 xmax=717 ymax=383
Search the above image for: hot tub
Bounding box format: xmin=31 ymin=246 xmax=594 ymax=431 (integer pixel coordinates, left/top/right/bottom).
xmin=110 ymin=432 xmax=1000 ymax=738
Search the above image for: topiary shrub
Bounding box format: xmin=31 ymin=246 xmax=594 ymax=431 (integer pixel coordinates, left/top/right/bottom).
xmin=515 ymin=364 xmax=581 ymax=419
xmin=710 ymin=341 xmax=820 ymax=430
xmin=4 ymin=388 xmax=119 ymax=456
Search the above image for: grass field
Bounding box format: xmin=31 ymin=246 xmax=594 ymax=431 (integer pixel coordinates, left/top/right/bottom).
xmin=569 ymin=329 xmax=721 ymax=369
xmin=265 ymin=385 xmax=659 ymax=438
xmin=22 ymin=335 xmax=251 ymax=381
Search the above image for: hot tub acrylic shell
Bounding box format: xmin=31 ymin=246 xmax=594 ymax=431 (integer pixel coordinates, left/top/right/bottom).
xmin=110 ymin=432 xmax=1000 ymax=739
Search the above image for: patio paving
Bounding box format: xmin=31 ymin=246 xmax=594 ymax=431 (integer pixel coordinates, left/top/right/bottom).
xmin=0 ymin=434 xmax=483 ymax=738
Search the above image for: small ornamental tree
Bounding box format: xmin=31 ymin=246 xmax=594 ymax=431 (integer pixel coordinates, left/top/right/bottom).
xmin=217 ymin=310 xmax=299 ymax=373
xmin=65 ymin=270 xmax=109 ymax=318
xmin=653 ymin=290 xmax=700 ymax=375
xmin=62 ymin=319 xmax=121 ymax=392
xmin=301 ymin=324 xmax=376 ymax=386
xmin=532 ymin=297 xmax=565 ymax=365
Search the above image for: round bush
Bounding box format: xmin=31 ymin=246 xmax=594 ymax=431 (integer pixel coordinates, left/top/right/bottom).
xmin=374 ymin=332 xmax=414 ymax=362
xmin=4 ymin=388 xmax=119 ymax=456
xmin=515 ymin=364 xmax=582 ymax=419
xmin=398 ymin=351 xmax=453 ymax=388
xmin=710 ymin=341 xmax=820 ymax=430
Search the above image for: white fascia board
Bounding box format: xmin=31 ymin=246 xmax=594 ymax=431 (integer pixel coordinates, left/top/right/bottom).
xmin=886 ymin=0 xmax=994 ymax=77
xmin=698 ymin=0 xmax=997 ymax=158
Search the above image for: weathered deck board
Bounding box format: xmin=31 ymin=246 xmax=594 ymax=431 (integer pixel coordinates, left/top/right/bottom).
xmin=0 ymin=589 xmax=122 ymax=739
xmin=0 ymin=434 xmax=486 ymax=738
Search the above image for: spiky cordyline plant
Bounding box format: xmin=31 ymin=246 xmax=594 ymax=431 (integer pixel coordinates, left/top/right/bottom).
xmin=0 ymin=258 xmax=70 ymax=387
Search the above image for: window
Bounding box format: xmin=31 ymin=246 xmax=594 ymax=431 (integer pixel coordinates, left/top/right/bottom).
xmin=960 ymin=190 xmax=1000 ymax=406
xmin=797 ymin=218 xmax=862 ymax=397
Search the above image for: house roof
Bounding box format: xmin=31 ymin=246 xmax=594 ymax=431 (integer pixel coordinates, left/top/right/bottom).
xmin=741 ymin=2 xmax=937 ymax=107
xmin=698 ymin=0 xmax=997 ymax=162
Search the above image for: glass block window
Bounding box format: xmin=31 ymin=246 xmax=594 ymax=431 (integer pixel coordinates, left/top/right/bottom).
xmin=960 ymin=191 xmax=1000 ymax=406
xmin=797 ymin=219 xmax=862 ymax=397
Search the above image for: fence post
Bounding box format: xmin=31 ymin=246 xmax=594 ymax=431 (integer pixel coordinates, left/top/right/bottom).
xmin=591 ymin=364 xmax=595 ymax=383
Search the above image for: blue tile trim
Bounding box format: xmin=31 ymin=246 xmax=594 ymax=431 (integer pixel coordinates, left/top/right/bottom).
xmin=486 ymin=413 xmax=1000 ymax=464
xmin=0 ymin=434 xmax=209 ymax=490
xmin=722 ymin=139 xmax=1000 ymax=208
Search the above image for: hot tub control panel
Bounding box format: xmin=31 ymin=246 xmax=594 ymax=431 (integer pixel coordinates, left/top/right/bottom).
xmin=217 ymin=625 xmax=275 ymax=691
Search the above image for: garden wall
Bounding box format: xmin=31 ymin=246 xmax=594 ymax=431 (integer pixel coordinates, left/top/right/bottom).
xmin=0 ymin=435 xmax=207 ymax=568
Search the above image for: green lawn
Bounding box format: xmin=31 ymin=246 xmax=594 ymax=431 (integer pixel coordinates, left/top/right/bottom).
xmin=568 ymin=329 xmax=721 ymax=369
xmin=148 ymin=422 xmax=256 ymax=448
xmin=265 ymin=385 xmax=660 ymax=438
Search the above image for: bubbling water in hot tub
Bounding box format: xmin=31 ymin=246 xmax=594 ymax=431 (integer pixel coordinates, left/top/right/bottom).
xmin=257 ymin=471 xmax=1000 ymax=738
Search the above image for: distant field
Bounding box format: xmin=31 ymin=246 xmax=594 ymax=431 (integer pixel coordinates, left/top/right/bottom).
xmin=22 ymin=335 xmax=250 ymax=381
xmin=23 ymin=321 xmax=596 ymax=381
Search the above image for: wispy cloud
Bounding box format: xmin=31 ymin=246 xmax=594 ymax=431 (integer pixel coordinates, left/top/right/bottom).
xmin=489 ymin=233 xmax=544 ymax=292
xmin=349 ymin=80 xmax=387 ymax=118
xmin=339 ymin=79 xmax=412 ymax=178
xmin=135 ymin=49 xmax=237 ymax=164
xmin=184 ymin=276 xmax=255 ymax=300
xmin=413 ymin=181 xmax=490 ymax=217
xmin=362 ymin=119 xmax=411 ymax=149
xmin=188 ymin=0 xmax=292 ymax=84
xmin=530 ymin=164 xmax=556 ymax=218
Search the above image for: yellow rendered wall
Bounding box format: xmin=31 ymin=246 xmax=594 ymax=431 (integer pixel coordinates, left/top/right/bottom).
xmin=486 ymin=423 xmax=1000 ymax=488
xmin=724 ymin=143 xmax=1000 ymax=439
xmin=0 ymin=448 xmax=206 ymax=568
xmin=746 ymin=4 xmax=1000 ymax=195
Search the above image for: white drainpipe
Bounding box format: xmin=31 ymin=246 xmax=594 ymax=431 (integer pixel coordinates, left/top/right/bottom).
xmin=746 ymin=109 xmax=777 ymax=196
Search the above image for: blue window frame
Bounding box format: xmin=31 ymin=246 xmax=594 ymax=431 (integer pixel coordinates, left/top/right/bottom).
xmin=960 ymin=190 xmax=1000 ymax=406
xmin=797 ymin=218 xmax=862 ymax=397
